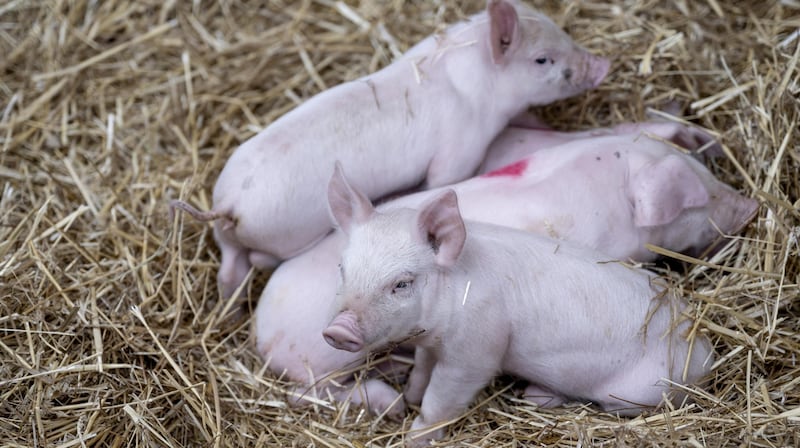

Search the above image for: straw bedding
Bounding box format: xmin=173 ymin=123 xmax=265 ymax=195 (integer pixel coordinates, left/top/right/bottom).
xmin=1 ymin=0 xmax=798 ymax=446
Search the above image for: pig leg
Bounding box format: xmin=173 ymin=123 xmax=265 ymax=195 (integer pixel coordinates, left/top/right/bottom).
xmin=613 ymin=122 xmax=722 ymax=156
xmin=507 ymin=110 xmax=551 ymax=130
xmin=214 ymin=222 xmax=252 ymax=298
xmin=287 ymin=375 xmax=405 ymax=419
xmin=404 ymin=347 xmax=436 ymax=406
xmin=522 ymin=384 xmax=566 ymax=408
xmin=591 ymin=364 xmax=673 ymax=417
xmin=334 ymin=378 xmax=406 ymax=420
xmin=248 ymin=251 xmax=279 ymax=269
xmin=408 ymin=361 xmax=496 ymax=447
xmin=423 ymin=145 xmax=487 ymax=189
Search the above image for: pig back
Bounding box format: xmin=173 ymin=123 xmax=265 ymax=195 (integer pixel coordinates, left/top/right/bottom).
xmin=211 ymin=78 xmax=447 ymax=258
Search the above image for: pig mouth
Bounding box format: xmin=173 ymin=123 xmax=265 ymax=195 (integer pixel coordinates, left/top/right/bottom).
xmin=354 ymin=327 xmax=427 ymax=356
xmin=381 ymin=328 xmax=427 ymax=351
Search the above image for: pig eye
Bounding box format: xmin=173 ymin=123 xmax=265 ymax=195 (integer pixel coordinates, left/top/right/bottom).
xmin=392 ymin=280 xmax=412 ymax=294
xmin=535 ymin=57 xmax=548 ymax=65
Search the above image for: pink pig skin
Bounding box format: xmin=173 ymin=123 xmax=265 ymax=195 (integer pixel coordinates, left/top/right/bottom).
xmin=254 ymin=122 xmax=756 ymax=418
xmin=479 ymin=120 xmax=727 ymax=173
xmin=171 ymin=0 xmax=609 ymax=298
xmin=324 ymin=171 xmax=715 ymax=447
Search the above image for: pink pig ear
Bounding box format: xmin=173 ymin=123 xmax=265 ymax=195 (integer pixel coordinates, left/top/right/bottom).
xmin=328 ymin=161 xmax=374 ymax=234
xmin=631 ymin=155 xmax=710 ymax=227
xmin=416 ymin=190 xmax=466 ymax=267
xmin=488 ymin=0 xmax=521 ymax=64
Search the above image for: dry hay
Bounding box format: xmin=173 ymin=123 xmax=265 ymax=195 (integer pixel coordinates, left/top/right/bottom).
xmin=1 ymin=0 xmax=798 ymax=446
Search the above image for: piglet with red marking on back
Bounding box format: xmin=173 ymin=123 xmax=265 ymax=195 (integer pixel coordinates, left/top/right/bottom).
xmin=323 ymin=168 xmax=714 ymax=447
xmin=171 ymin=0 xmax=609 ymax=298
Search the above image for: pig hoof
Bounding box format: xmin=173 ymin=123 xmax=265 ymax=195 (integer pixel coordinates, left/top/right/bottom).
xmin=406 ymin=417 xmax=443 ymax=447
xmin=405 ymin=436 xmax=432 ymax=448
xmin=353 ymin=378 xmax=406 ymax=421
xmin=381 ymin=399 xmax=407 ymax=422
xmin=523 ymin=384 xmax=565 ymax=408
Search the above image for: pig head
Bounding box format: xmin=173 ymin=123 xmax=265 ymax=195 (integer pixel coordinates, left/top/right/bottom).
xmin=323 ymin=163 xmax=462 ymax=353
xmin=483 ymin=0 xmax=609 ymax=105
xmin=629 ymin=152 xmax=758 ymax=257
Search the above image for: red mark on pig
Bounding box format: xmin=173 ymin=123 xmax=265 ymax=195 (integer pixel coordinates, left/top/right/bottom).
xmin=482 ymin=159 xmax=529 ymax=178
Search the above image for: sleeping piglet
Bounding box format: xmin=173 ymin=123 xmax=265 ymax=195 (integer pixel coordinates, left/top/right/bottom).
xmin=253 ymin=122 xmax=756 ymax=417
xmin=171 ymin=0 xmax=609 ymax=298
xmin=323 ymin=170 xmax=715 ymax=447
xmin=476 ymin=121 xmax=759 ymax=259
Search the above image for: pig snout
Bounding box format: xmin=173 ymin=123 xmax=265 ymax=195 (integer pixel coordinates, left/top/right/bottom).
xmin=323 ymin=310 xmax=364 ymax=352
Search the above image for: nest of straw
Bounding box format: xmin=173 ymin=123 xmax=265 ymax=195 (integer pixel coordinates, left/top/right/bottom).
xmin=1 ymin=0 xmax=798 ymax=446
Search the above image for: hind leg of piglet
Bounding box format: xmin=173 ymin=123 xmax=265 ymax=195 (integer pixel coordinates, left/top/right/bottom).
xmin=216 ymin=245 xmax=251 ymax=299
xmin=213 ymin=222 xmax=255 ymax=299
xmin=613 ymin=121 xmax=723 ymax=157
xmin=592 ymin=365 xmax=680 ymax=417
xmin=289 ymin=378 xmax=406 ymax=421
xmin=335 ymin=378 xmax=407 ymax=420
xmin=522 ymin=383 xmax=566 ymax=408
xmin=249 ymin=250 xmax=280 ymax=270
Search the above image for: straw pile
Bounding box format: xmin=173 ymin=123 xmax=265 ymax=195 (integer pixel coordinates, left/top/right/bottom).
xmin=1 ymin=0 xmax=798 ymax=446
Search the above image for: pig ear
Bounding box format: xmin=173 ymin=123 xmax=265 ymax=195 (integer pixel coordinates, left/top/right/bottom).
xmin=328 ymin=161 xmax=374 ymax=234
xmin=714 ymin=191 xmax=759 ymax=235
xmin=631 ymin=155 xmax=710 ymax=227
xmin=488 ymin=0 xmax=520 ymax=64
xmin=416 ymin=190 xmax=466 ymax=267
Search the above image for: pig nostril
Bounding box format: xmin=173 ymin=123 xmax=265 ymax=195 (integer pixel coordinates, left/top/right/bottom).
xmin=323 ymin=325 xmax=363 ymax=352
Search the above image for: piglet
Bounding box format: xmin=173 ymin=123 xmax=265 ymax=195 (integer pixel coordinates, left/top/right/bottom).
xmin=171 ymin=0 xmax=609 ymax=298
xmin=476 ymin=122 xmax=758 ymax=259
xmin=323 ymin=172 xmax=714 ymax=447
xmin=254 ymin=123 xmax=755 ymax=417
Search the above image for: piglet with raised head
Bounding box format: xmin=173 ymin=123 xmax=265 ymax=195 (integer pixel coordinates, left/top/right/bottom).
xmin=254 ymin=123 xmax=755 ymax=418
xmin=324 ymin=169 xmax=714 ymax=447
xmin=171 ymin=0 xmax=609 ymax=298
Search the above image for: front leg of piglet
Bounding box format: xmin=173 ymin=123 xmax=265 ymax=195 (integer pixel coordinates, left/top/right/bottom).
xmin=404 ymin=347 xmax=436 ymax=406
xmin=406 ymin=361 xmax=496 ymax=447
xmin=507 ymin=110 xmax=551 ymax=130
xmin=423 ymin=140 xmax=491 ymax=189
